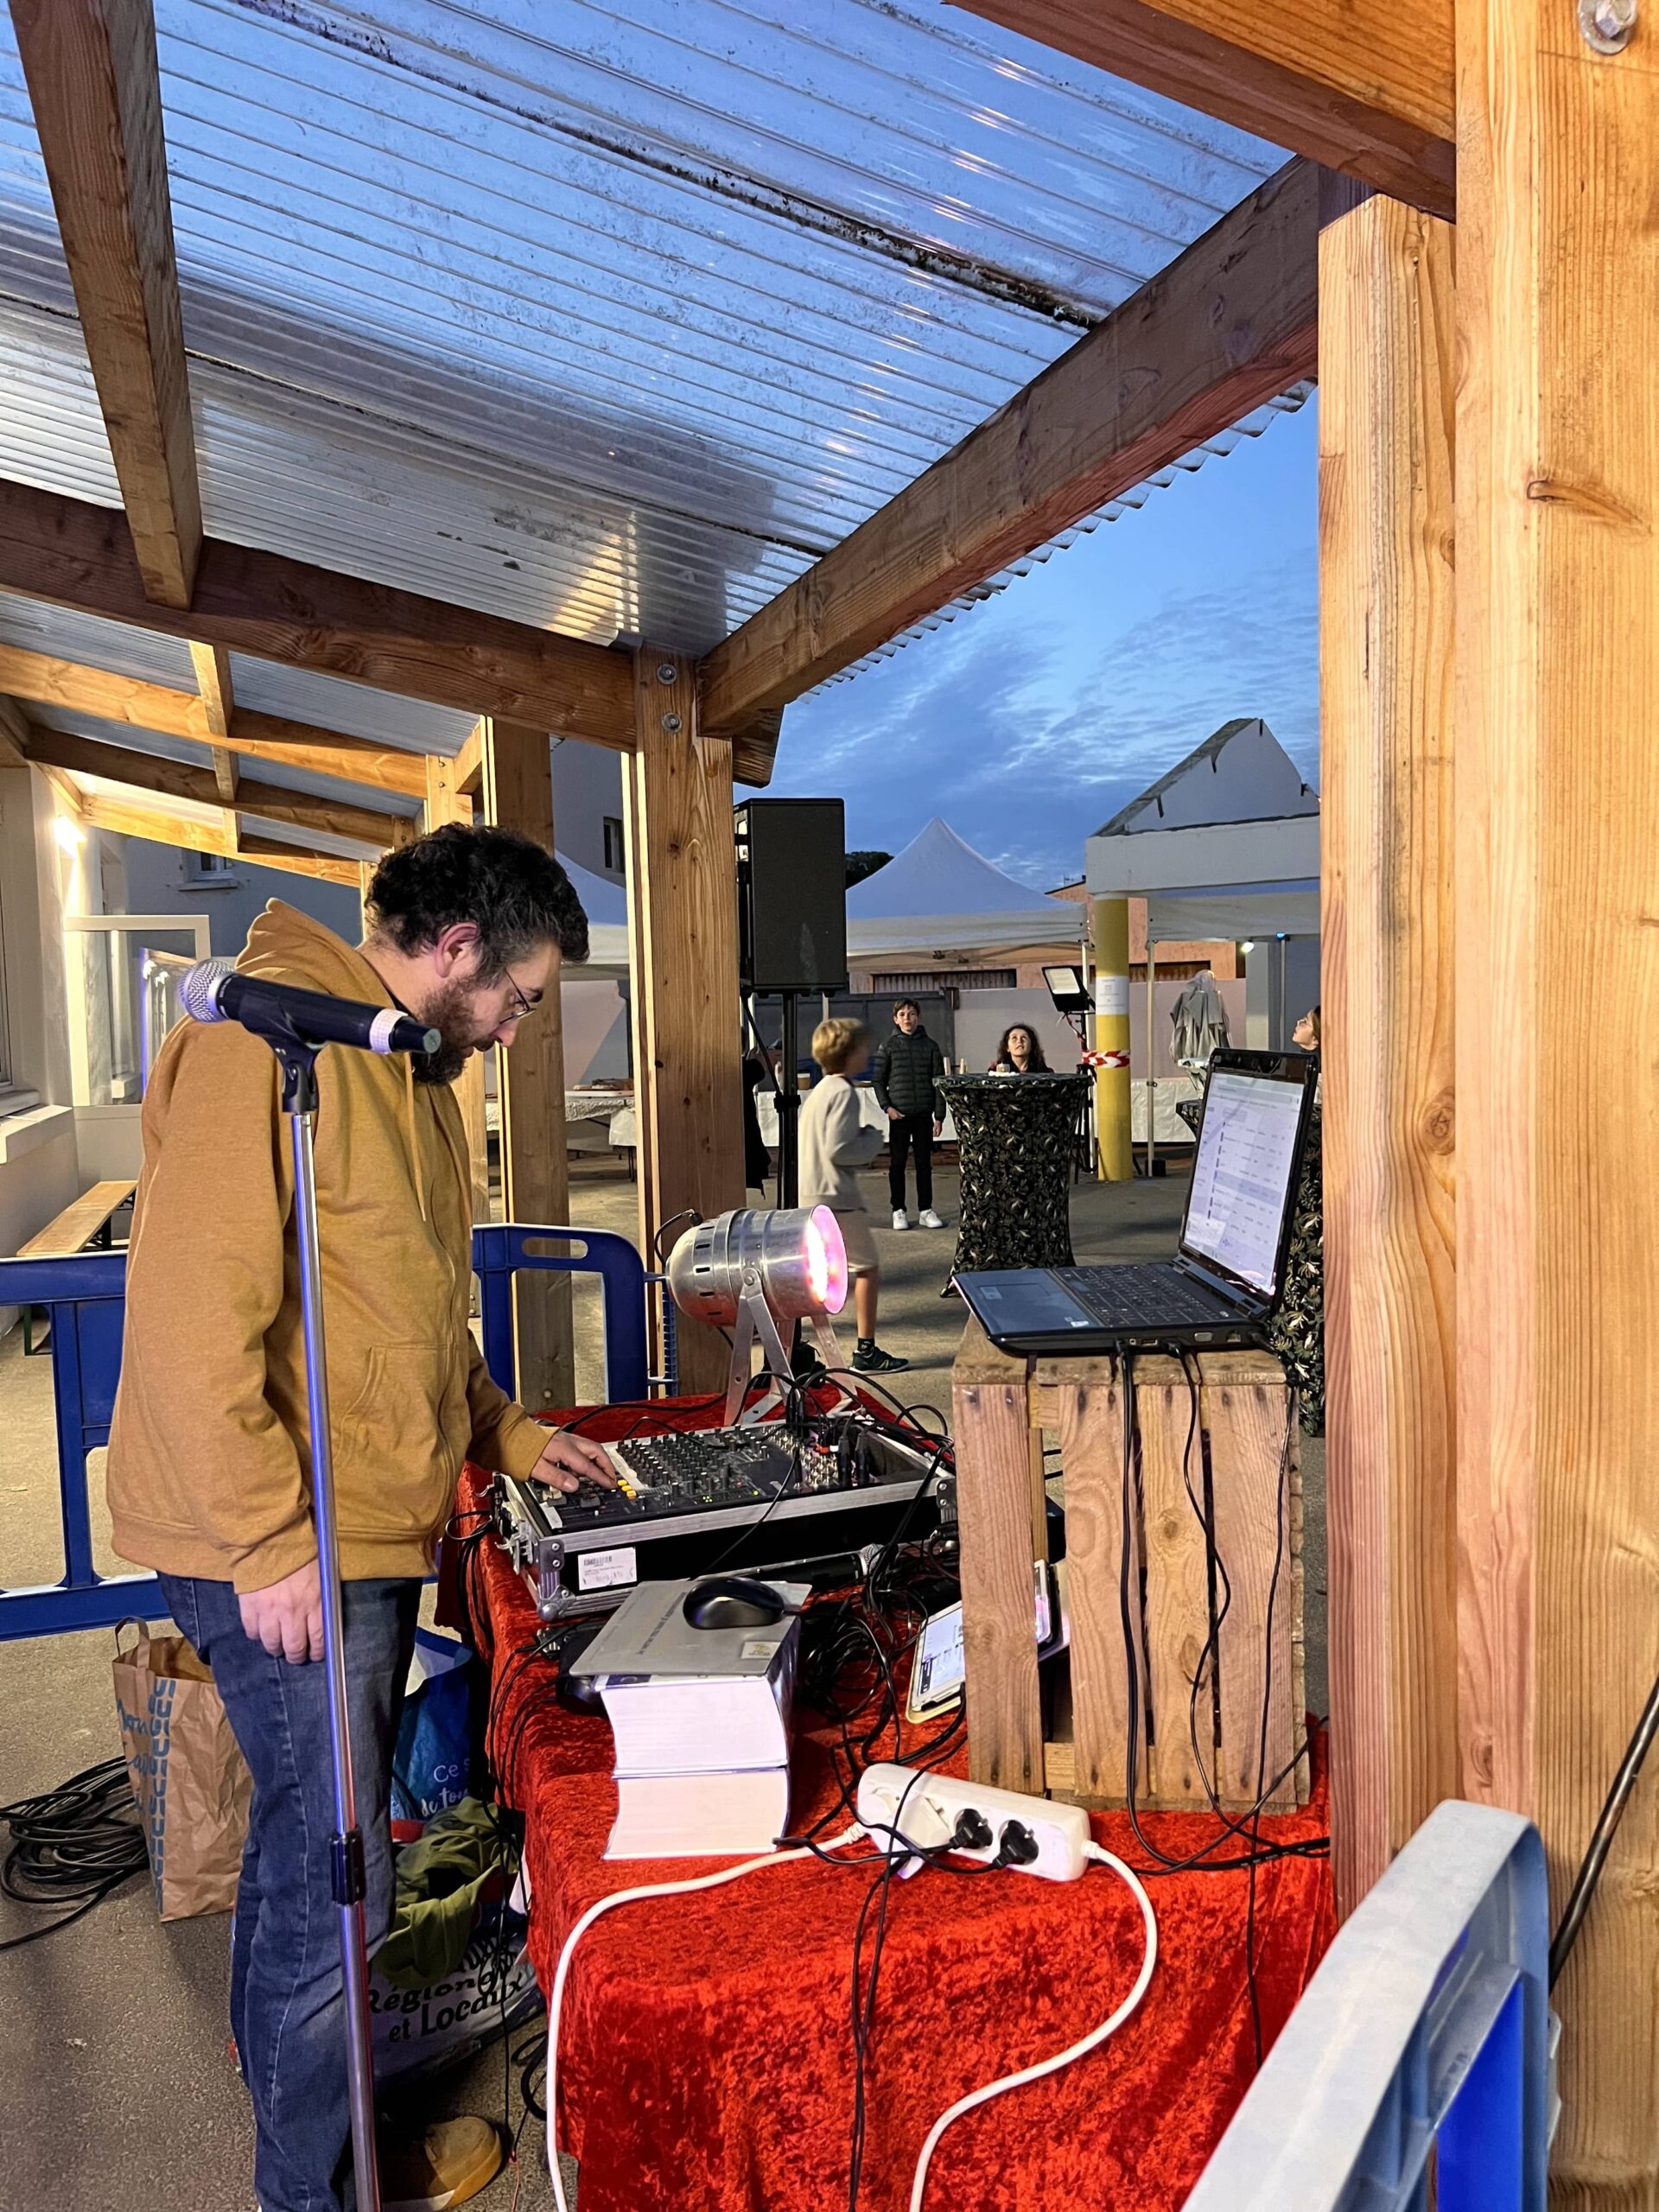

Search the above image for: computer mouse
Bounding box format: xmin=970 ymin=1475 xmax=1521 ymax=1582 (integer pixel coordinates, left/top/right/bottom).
xmin=682 ymin=1575 xmax=790 ymax=1631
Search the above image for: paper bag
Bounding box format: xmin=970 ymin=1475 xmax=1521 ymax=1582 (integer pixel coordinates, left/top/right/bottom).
xmin=112 ymin=1618 xmax=251 ymax=1922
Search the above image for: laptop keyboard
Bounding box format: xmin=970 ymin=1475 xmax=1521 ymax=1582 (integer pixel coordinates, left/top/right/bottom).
xmin=1055 ymin=1264 xmax=1235 ymax=1328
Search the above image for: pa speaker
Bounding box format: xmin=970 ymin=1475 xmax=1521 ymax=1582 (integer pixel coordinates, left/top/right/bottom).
xmin=734 ymin=798 xmax=848 ymax=994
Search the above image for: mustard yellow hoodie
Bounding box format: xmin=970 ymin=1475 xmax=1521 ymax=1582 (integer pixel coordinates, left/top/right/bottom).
xmin=106 ymin=902 xmax=549 ymax=1592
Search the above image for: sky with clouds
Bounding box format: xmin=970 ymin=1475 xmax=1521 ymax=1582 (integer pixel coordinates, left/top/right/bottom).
xmin=767 ymin=396 xmax=1319 ymax=893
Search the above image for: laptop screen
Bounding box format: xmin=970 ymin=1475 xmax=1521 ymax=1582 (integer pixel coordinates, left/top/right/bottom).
xmin=1179 ymin=1058 xmax=1310 ymax=1299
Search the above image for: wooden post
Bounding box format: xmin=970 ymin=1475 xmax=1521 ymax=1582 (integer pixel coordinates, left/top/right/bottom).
xmin=1457 ymin=3 xmax=1659 ymax=2188
xmin=422 ymin=754 xmax=489 ymax=1230
xmin=477 ymin=721 xmax=574 ymax=1412
xmin=626 ymin=647 xmax=745 ymax=1395
xmin=1318 ymin=181 xmax=1459 ymax=1919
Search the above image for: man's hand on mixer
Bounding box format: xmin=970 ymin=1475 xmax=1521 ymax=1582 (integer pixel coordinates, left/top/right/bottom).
xmin=239 ymin=1557 xmax=325 ymax=1664
xmin=532 ymin=1429 xmax=619 ymax=1495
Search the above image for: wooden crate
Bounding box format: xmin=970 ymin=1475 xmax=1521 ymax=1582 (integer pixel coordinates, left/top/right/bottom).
xmin=951 ymin=1319 xmax=1307 ymax=1814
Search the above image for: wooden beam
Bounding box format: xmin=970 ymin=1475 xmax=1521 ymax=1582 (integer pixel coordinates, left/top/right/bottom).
xmin=188 ymin=640 xmax=232 ymax=737
xmin=1457 ymin=3 xmax=1659 ymax=2189
xmin=626 ymin=647 xmax=745 ymax=1395
xmin=235 ymin=832 xmax=360 ymax=888
xmin=1319 ymin=184 xmax=1458 ymax=1923
xmin=0 ymin=478 xmax=649 ymax=760
xmin=479 ymin=721 xmax=575 ymax=1409
xmin=10 ymin=0 xmax=202 ymax=607
xmin=188 ymin=639 xmax=238 ymax=802
xmin=423 ymin=754 xmax=488 ymax=1228
xmin=77 ymin=787 xmax=223 ymax=855
xmin=226 ymin=712 xmax=426 ymax=800
xmin=71 ymin=786 xmax=358 ymax=886
xmin=948 ymin=1 xmax=1452 ymax=219
xmin=698 ymin=161 xmax=1319 ymax=738
xmin=22 ymin=724 xmax=407 ymax=849
xmin=453 ymin=720 xmax=486 ymax=798
xmin=0 ymin=695 xmax=29 ymax=770
xmin=0 ymin=642 xmax=430 ymax=798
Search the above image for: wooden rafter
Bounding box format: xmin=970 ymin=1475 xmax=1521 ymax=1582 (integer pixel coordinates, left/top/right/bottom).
xmin=0 ymin=479 xmax=702 ymax=767
xmin=23 ymin=724 xmax=410 ymax=849
xmin=188 ymin=639 xmax=238 ymax=804
xmin=699 ymin=160 xmax=1319 ymax=740
xmin=10 ymin=0 xmax=203 ymax=607
xmin=0 ymin=642 xmax=429 ymax=798
xmin=949 ymin=0 xmax=1453 ymax=219
xmin=453 ymin=719 xmax=486 ymax=798
xmin=235 ymin=832 xmax=361 ymax=887
xmin=0 ymin=695 xmax=29 ymax=770
xmin=74 ymin=790 xmax=359 ymax=884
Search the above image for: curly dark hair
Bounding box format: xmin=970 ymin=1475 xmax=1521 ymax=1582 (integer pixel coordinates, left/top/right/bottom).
xmin=993 ymin=1024 xmax=1050 ymax=1072
xmin=366 ymin=822 xmax=588 ymax=976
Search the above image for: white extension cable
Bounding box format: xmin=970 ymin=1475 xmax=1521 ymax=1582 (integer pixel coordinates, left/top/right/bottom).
xmin=545 ymin=1825 xmax=867 ymax=2212
xmin=543 ymin=1827 xmax=1158 ymax=2212
xmin=908 ymin=1839 xmax=1159 ymax=2211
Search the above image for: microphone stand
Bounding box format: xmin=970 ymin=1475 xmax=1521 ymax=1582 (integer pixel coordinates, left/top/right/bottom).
xmin=268 ymin=1022 xmax=383 ymax=2212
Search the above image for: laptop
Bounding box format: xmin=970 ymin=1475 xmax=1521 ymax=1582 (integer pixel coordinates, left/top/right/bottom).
xmin=952 ymin=1047 xmax=1315 ymax=1354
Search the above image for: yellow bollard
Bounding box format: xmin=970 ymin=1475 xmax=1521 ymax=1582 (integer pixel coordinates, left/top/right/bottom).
xmin=1091 ymin=896 xmax=1133 ymax=1180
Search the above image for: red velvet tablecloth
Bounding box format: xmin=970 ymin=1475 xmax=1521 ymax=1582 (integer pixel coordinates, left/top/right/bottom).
xmin=448 ymin=1437 xmax=1332 ymax=2212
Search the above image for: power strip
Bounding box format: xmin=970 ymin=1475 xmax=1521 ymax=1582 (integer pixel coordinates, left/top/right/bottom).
xmin=855 ymin=1763 xmax=1090 ymax=1882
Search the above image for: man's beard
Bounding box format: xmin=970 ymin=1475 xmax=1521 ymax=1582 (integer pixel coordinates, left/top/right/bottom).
xmin=410 ymin=976 xmax=492 ymax=1087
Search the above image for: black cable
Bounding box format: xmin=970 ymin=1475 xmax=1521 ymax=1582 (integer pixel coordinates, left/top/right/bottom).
xmin=0 ymin=1758 xmax=149 ymax=1951
xmin=1115 ymin=1355 xmax=1324 ymax=1894
xmin=846 ymin=1766 xmax=927 ymax=2209
xmin=1550 ymin=1669 xmax=1659 ymax=1988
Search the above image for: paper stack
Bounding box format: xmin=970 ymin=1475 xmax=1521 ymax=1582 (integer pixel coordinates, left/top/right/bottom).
xmin=569 ymin=1580 xmax=807 ymax=1859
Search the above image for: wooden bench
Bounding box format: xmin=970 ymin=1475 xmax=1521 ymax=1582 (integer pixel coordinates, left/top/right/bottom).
xmin=16 ymin=1179 xmax=136 ymax=1351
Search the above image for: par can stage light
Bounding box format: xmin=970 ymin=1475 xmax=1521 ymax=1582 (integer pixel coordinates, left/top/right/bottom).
xmin=668 ymin=1207 xmax=849 ymax=1422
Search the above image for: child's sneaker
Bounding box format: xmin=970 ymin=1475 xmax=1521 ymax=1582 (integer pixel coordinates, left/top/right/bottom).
xmin=852 ymin=1340 xmax=910 ymax=1374
xmin=918 ymin=1209 xmax=945 ymax=1230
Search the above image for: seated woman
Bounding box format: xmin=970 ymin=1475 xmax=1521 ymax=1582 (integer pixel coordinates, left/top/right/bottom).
xmin=988 ymin=1024 xmax=1051 ymax=1075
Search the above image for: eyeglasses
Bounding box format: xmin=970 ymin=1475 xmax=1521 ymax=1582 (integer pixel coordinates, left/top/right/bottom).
xmin=503 ymin=971 xmax=537 ymax=1023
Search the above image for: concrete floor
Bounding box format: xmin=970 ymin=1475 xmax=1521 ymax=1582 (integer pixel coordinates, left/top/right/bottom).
xmin=0 ymin=1153 xmax=1325 ymax=2210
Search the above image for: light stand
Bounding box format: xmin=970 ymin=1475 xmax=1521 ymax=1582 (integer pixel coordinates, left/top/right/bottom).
xmin=775 ymin=991 xmax=800 ymax=1210
xmin=272 ymin=1035 xmax=382 ymax=2212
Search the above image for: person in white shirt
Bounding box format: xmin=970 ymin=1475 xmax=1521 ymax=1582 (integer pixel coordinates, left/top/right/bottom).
xmin=798 ymin=1018 xmax=909 ymax=1375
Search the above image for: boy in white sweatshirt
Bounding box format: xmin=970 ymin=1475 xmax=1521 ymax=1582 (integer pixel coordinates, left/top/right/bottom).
xmin=798 ymin=1018 xmax=909 ymax=1375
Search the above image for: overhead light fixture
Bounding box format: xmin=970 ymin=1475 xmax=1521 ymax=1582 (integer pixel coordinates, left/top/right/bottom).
xmin=1239 ymin=939 xmax=1256 ymax=954
xmin=669 ymin=1206 xmax=849 ymax=1421
xmin=54 ymin=814 xmax=86 ymax=852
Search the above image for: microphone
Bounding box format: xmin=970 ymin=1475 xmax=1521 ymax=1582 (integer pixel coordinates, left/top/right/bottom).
xmin=178 ymin=958 xmax=441 ymax=1058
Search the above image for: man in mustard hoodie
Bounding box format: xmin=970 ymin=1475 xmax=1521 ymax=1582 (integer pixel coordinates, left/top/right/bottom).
xmin=108 ymin=823 xmax=613 ymax=2212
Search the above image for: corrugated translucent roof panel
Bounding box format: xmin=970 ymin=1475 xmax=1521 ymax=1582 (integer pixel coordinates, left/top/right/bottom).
xmin=0 ymin=0 xmax=1286 ymax=657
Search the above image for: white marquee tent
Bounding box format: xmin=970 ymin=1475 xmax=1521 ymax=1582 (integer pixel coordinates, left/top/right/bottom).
xmin=847 ymin=817 xmax=1079 ymax=964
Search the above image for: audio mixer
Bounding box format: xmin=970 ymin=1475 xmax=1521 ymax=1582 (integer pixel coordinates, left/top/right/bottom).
xmin=493 ymin=1418 xmax=942 ymax=1620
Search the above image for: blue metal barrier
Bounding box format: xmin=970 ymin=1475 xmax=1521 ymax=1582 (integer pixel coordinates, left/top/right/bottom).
xmin=1185 ymin=1799 xmax=1552 ymax=2212
xmin=0 ymin=1224 xmax=652 ymax=1642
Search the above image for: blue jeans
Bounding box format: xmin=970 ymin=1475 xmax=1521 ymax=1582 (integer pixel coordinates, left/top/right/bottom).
xmin=158 ymin=1573 xmax=421 ymax=2212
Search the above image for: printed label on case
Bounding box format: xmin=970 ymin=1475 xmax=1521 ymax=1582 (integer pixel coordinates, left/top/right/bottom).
xmin=741 ymin=1639 xmax=781 ymax=1662
xmin=575 ymin=1547 xmax=638 ymax=1592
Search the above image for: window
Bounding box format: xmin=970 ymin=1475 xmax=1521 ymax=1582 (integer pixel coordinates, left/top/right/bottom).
xmin=602 ymin=816 xmax=626 ymax=873
xmin=181 ymin=849 xmax=238 ymax=889
xmin=870 ymin=969 xmax=1016 ymax=994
